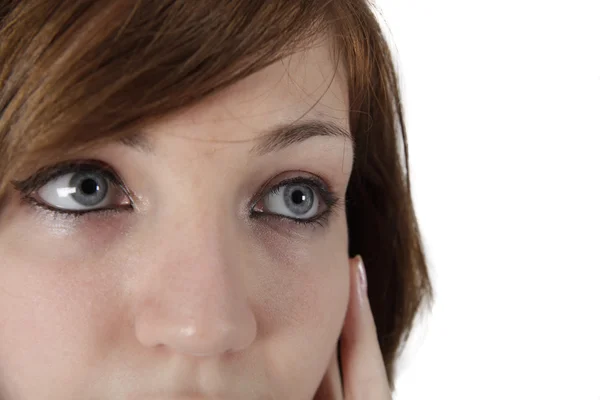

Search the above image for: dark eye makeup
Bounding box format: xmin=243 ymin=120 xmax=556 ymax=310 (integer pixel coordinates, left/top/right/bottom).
xmin=250 ymin=175 xmax=340 ymax=229
xmin=11 ymin=160 xmax=134 ymax=217
xmin=10 ymin=159 xmax=342 ymax=229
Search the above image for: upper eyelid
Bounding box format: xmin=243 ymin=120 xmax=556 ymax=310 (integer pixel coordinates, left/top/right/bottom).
xmin=251 ymin=174 xmax=333 ymax=208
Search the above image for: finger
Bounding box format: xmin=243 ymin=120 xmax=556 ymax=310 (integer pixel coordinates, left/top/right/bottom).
xmin=339 ymin=255 xmax=392 ymax=400
xmin=313 ymin=343 xmax=344 ymax=400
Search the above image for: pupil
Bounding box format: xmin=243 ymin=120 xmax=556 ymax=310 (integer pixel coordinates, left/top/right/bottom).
xmin=80 ymin=179 xmax=98 ymax=195
xmin=291 ymin=190 xmax=306 ymax=204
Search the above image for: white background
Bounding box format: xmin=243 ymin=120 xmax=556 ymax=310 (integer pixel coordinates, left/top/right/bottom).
xmin=372 ymin=1 xmax=600 ymax=399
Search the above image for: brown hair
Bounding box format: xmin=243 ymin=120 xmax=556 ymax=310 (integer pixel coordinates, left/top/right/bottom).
xmin=0 ymin=0 xmax=432 ymax=391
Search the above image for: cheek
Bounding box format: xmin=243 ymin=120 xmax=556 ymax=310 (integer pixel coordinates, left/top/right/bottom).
xmin=0 ymin=262 xmax=81 ymax=397
xmin=253 ymin=213 xmax=349 ymax=334
xmin=0 ymin=227 xmax=122 ymax=397
xmin=254 ymin=223 xmax=350 ymax=397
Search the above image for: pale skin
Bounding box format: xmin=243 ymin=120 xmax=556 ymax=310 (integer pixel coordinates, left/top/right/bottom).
xmin=0 ymin=35 xmax=392 ymax=399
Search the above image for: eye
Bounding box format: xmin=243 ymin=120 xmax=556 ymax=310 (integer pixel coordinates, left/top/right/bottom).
xmin=13 ymin=161 xmax=132 ymax=214
xmin=36 ymin=171 xmax=129 ymax=212
xmin=252 ymin=176 xmax=334 ymax=222
xmin=262 ymin=183 xmax=319 ymax=219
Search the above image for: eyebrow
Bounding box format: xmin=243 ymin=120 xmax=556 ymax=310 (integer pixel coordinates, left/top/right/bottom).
xmin=118 ymin=120 xmax=353 ymax=156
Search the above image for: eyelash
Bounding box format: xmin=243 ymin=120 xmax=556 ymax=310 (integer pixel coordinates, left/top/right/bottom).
xmin=11 ymin=160 xmax=133 ymax=217
xmin=11 ymin=160 xmax=341 ymax=229
xmin=251 ymin=175 xmax=341 ymax=229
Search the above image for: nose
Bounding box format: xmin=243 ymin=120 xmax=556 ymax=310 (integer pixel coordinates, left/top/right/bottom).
xmin=132 ymin=215 xmax=257 ymax=357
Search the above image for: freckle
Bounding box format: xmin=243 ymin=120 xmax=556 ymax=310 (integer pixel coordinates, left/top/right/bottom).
xmin=194 ymin=145 xmax=218 ymax=160
xmin=203 ymin=146 xmax=218 ymax=159
xmin=203 ymin=145 xmax=226 ymax=159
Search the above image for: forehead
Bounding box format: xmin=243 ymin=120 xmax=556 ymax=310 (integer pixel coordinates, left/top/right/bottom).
xmin=142 ymin=37 xmax=349 ymax=145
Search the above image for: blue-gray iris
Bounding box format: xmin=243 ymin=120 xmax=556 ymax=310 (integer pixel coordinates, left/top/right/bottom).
xmin=68 ymin=172 xmax=108 ymax=206
xmin=283 ymin=184 xmax=314 ymax=216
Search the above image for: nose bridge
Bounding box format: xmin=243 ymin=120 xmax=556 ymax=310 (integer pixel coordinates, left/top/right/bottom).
xmin=133 ymin=197 xmax=257 ymax=357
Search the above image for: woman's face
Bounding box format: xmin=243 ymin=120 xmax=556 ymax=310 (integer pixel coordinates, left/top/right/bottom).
xmin=0 ymin=39 xmax=353 ymax=399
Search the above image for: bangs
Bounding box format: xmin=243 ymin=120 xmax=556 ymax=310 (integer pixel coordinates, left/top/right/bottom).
xmin=0 ymin=0 xmax=368 ymax=193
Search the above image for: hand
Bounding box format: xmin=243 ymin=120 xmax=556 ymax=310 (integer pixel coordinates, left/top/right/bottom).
xmin=313 ymin=256 xmax=393 ymax=400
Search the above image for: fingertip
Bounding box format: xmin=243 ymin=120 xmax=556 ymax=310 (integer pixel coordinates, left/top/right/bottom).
xmin=356 ymin=255 xmax=367 ymax=306
xmin=342 ymin=255 xmax=365 ymax=339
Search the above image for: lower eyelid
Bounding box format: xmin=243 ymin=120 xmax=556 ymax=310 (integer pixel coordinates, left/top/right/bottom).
xmin=252 ymin=207 xmax=334 ymax=228
xmin=23 ymin=194 xmax=130 ymax=217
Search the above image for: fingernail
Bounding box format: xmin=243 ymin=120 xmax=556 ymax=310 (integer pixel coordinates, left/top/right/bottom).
xmin=356 ymin=255 xmax=367 ymax=306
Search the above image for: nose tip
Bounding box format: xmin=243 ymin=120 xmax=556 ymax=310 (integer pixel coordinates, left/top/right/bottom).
xmin=134 ymin=302 xmax=257 ymax=357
